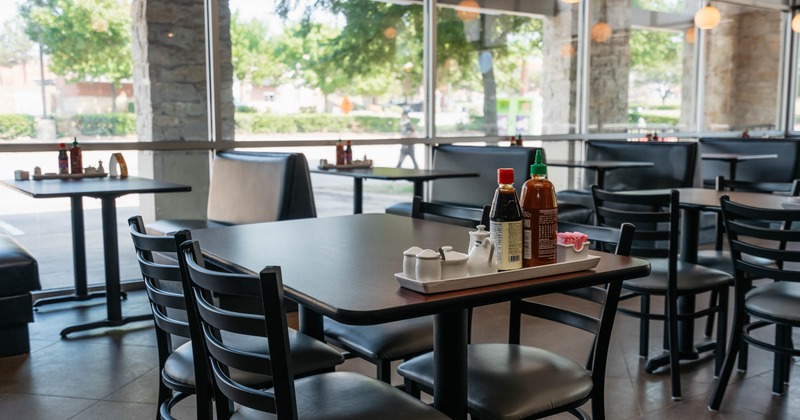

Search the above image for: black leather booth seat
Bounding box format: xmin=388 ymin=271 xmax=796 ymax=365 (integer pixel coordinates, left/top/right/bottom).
xmin=698 ymin=137 xmax=800 ymax=186
xmin=557 ymin=140 xmax=700 ymax=224
xmin=0 ymin=234 xmax=41 ymax=357
xmin=386 ymin=144 xmax=543 ymax=224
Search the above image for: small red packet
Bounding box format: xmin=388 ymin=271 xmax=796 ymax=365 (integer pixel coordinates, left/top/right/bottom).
xmin=557 ymin=232 xmax=589 ymax=251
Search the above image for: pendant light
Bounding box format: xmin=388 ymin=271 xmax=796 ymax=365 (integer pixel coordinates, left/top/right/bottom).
xmin=792 ymin=14 xmax=800 ymax=33
xmin=694 ymin=4 xmax=721 ymax=30
xmin=456 ymin=0 xmax=480 ymax=21
xmin=591 ymin=2 xmax=612 ymax=43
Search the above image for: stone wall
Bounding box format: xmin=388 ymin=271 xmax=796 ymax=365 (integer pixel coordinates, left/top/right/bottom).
xmin=704 ymin=5 xmax=780 ymax=131
xmin=541 ymin=4 xmax=578 ymax=135
xmin=588 ymin=0 xmax=631 ymax=132
xmin=131 ymin=0 xmax=234 ymax=220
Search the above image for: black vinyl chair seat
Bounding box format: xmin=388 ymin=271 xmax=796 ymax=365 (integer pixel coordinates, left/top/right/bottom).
xmin=622 ymin=258 xmax=732 ymax=294
xmin=231 ymin=371 xmax=448 ymax=420
xmin=744 ymin=282 xmax=800 ymax=323
xmin=324 ymin=316 xmax=433 ymax=360
xmin=398 ymin=343 xmax=593 ymax=420
xmin=163 ymin=328 xmax=344 ymax=387
xmin=696 ymin=250 xmax=776 ymax=274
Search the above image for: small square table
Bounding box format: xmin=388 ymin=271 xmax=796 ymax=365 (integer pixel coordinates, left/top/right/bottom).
xmin=547 ymin=160 xmax=654 ymax=189
xmin=0 ymin=176 xmax=191 ymax=337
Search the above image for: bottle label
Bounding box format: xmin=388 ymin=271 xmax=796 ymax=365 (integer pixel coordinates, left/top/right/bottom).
xmin=490 ymin=220 xmax=523 ymax=270
xmin=522 ymin=207 xmax=557 ymax=266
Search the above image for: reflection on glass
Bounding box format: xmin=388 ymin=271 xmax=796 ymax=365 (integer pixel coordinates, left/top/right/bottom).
xmin=703 ymin=2 xmax=781 ymax=132
xmin=589 ymin=0 xmax=695 ymax=134
xmin=231 ymin=0 xmax=424 ymax=141
xmin=436 ymin=3 xmax=578 ymax=137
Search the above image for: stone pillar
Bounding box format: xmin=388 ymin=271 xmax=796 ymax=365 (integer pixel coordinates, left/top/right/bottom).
xmin=131 ymin=0 xmax=234 ymax=221
xmin=703 ymin=5 xmax=780 ymax=131
xmin=541 ymin=4 xmax=578 ymax=135
xmin=679 ymin=28 xmax=695 ymax=131
xmin=588 ymin=0 xmax=631 ymax=132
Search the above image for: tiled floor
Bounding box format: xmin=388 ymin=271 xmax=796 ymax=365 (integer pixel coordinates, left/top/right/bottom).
xmin=0 ymin=288 xmax=798 ymax=419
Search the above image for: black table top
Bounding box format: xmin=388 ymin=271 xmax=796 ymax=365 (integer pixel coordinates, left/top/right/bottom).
xmin=192 ymin=213 xmax=650 ymax=325
xmin=311 ymin=166 xmax=479 ymax=181
xmin=0 ymin=176 xmax=191 ymax=198
xmin=701 ymin=153 xmax=778 ymax=162
xmin=626 ymin=188 xmax=789 ymax=211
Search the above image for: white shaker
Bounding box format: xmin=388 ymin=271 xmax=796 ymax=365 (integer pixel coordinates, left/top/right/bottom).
xmin=415 ymin=249 xmax=441 ymax=282
xmin=402 ymin=246 xmax=423 ymax=279
xmin=468 ymin=224 xmax=490 ymax=254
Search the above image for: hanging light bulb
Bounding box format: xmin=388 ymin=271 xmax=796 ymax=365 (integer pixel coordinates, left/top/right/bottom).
xmin=694 ymin=5 xmax=721 ymax=30
xmin=591 ymin=22 xmax=612 ymax=43
xmin=456 ymin=0 xmax=480 ymax=21
xmin=792 ymin=14 xmax=800 ymax=33
xmin=685 ymin=27 xmax=696 ymax=44
xmin=561 ymin=0 xmax=581 ymax=4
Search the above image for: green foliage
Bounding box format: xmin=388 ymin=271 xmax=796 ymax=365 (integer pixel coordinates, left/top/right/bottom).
xmin=234 ymin=113 xmax=404 ymax=134
xmin=0 ymin=114 xmax=36 ymax=139
xmin=628 ymin=112 xmax=679 ymax=125
xmin=236 ymin=105 xmax=258 ymax=113
xmin=19 ymin=0 xmax=132 ymax=86
xmin=73 ymin=113 xmax=136 ymax=136
xmin=231 ymin=12 xmax=283 ymax=85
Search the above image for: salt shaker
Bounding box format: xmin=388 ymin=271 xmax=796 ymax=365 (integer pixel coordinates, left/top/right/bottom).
xmin=415 ymin=249 xmax=441 ymax=282
xmin=402 ymin=246 xmax=423 ymax=279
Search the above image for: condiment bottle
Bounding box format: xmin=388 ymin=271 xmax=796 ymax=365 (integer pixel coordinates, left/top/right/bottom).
xmin=70 ymin=138 xmax=83 ymax=174
xmin=58 ymin=143 xmax=69 ymax=174
xmin=345 ymin=140 xmax=353 ymax=165
xmin=519 ymin=150 xmax=557 ymax=267
xmin=335 ymin=139 xmax=345 ymax=165
xmin=489 ymin=168 xmax=523 ymax=270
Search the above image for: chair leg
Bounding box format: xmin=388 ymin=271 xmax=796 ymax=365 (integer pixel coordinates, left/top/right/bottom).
xmin=639 ymin=295 xmax=650 ymax=358
xmin=705 ymin=290 xmax=718 ymax=338
xmin=508 ymin=300 xmax=521 ymax=345
xmin=738 ymin=313 xmax=750 ymax=372
xmin=404 ymin=377 xmax=421 ymax=398
xmin=195 ymin=383 xmax=213 ymax=420
xmin=709 ymin=291 xmax=746 ymax=411
xmin=773 ymin=325 xmax=791 ymax=395
xmin=377 ymin=359 xmax=392 ymax=383
xmin=714 ymin=287 xmax=728 ymax=377
xmin=667 ymin=291 xmax=681 ymax=400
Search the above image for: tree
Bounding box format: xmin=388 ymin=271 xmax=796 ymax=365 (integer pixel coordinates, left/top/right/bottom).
xmin=630 ymin=29 xmax=682 ymax=104
xmin=231 ymin=11 xmax=284 ymax=102
xmin=0 ymin=16 xmax=35 ymax=85
xmin=19 ymin=0 xmax=132 ymax=112
xmin=276 ymin=0 xmax=541 ymax=135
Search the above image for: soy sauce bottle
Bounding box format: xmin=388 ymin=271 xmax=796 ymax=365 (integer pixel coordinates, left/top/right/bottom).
xmin=489 ymin=168 xmax=523 ymax=270
xmin=520 ymin=150 xmax=557 ymax=267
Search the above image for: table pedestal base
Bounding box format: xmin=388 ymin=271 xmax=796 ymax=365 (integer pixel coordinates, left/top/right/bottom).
xmin=34 ymin=290 xmax=123 ymax=308
xmin=60 ymin=313 xmax=152 ymax=338
xmin=645 ymin=340 xmax=717 ymax=374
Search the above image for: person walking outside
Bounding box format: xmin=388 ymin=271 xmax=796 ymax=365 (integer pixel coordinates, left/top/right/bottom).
xmin=397 ymin=110 xmax=419 ymax=169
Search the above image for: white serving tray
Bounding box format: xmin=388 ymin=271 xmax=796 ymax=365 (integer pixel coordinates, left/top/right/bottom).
xmin=395 ymin=255 xmax=601 ymax=294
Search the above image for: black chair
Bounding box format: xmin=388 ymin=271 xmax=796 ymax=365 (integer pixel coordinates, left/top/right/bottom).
xmin=129 ymin=216 xmax=343 ymax=419
xmin=398 ymin=223 xmax=636 ymax=420
xmin=179 ymin=239 xmax=448 ymax=419
xmin=709 ymin=197 xmax=800 ymax=411
xmin=323 ymin=197 xmax=489 ymax=383
xmin=591 ymin=187 xmax=732 ymax=400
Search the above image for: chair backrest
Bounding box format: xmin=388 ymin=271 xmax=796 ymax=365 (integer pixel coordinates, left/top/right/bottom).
xmin=584 ymin=140 xmax=699 ymax=190
xmin=591 ymin=186 xmax=679 ymax=265
xmin=699 ymin=138 xmax=800 ymax=184
xmin=207 ymin=151 xmax=316 ymax=225
xmin=411 ymin=195 xmax=491 ymax=227
xmin=179 ymin=239 xmax=297 ymax=418
xmin=429 ymin=144 xmax=544 ymax=208
xmin=508 ymin=222 xmax=636 ymax=403
xmin=720 ymin=197 xmax=800 ymax=283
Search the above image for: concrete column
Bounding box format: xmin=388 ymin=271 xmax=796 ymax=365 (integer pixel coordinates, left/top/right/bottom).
xmin=131 ymin=0 xmax=234 ymax=221
xmin=541 ymin=4 xmax=578 ymax=135
xmin=588 ymin=0 xmax=631 ymax=132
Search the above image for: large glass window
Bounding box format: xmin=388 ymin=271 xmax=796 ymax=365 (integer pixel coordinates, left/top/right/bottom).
xmin=230 ymin=0 xmax=424 ymax=142
xmin=702 ymin=2 xmax=783 ymax=132
xmin=589 ymin=0 xmax=695 ymax=134
xmin=435 ymin=1 xmax=578 ymax=137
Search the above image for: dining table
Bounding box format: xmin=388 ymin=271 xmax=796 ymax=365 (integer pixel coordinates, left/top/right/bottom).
xmin=547 ymin=159 xmax=654 ymax=189
xmin=701 ymin=153 xmax=778 ymax=183
xmin=310 ymin=167 xmax=478 ymax=214
xmin=191 ymin=213 xmax=651 ymax=419
xmin=624 ymin=188 xmax=790 ymax=361
xmin=0 ymin=176 xmax=191 ymax=337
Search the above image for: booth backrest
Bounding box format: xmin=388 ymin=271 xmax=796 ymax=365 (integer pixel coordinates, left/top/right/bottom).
xmin=585 ymin=140 xmax=699 ymax=190
xmin=698 ymin=138 xmax=800 ymax=184
xmin=430 ymin=144 xmax=544 ymax=208
xmin=207 ymin=151 xmax=316 ymax=224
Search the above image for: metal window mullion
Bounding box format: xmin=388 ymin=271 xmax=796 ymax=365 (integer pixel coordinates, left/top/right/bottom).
xmin=204 ymin=0 xmax=222 ymax=148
